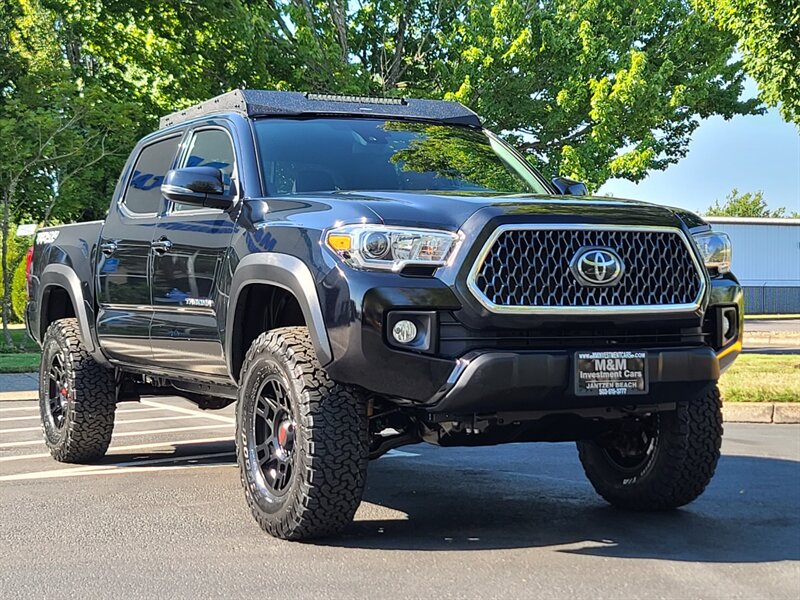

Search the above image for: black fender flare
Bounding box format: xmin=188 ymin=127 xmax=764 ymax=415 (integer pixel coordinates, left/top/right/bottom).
xmin=39 ymin=264 xmax=110 ymax=367
xmin=225 ymin=253 xmax=333 ymax=377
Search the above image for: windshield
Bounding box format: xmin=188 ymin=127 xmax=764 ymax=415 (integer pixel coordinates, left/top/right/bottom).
xmin=253 ymin=118 xmax=548 ymax=196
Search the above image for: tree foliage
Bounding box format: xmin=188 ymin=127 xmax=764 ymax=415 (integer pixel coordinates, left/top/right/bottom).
xmin=705 ymin=189 xmax=798 ymax=217
xmin=696 ymin=0 xmax=800 ymax=125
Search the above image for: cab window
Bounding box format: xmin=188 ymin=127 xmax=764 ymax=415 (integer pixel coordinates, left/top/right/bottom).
xmin=123 ymin=136 xmax=180 ymax=215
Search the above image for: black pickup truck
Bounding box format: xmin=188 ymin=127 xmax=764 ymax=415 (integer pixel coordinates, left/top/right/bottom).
xmin=26 ymin=90 xmax=742 ymax=540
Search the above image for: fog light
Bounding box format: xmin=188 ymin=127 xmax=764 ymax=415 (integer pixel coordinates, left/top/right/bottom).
xmin=391 ymin=320 xmax=417 ymax=344
xmin=722 ymin=313 xmax=731 ymax=338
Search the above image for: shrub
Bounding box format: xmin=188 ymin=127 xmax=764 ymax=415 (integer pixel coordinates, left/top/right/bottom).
xmin=11 ymin=258 xmax=28 ymax=322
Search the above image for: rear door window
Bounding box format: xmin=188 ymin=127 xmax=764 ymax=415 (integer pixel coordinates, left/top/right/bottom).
xmin=123 ymin=136 xmax=181 ymax=215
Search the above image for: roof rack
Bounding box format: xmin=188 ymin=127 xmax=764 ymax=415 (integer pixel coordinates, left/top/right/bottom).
xmin=159 ymin=89 xmax=481 ymax=129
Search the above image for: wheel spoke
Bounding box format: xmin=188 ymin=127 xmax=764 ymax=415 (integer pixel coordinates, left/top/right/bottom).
xmin=251 ymin=375 xmax=297 ymax=495
xmin=259 ymin=389 xmax=280 ymax=414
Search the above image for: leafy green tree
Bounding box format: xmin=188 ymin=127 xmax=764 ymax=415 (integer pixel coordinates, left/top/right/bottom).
xmin=20 ymin=0 xmax=761 ymax=196
xmin=0 ymin=1 xmax=136 ymax=343
xmin=696 ymin=0 xmax=800 ymax=125
xmin=437 ymin=0 xmax=760 ymax=190
xmin=705 ymin=189 xmax=796 ymax=217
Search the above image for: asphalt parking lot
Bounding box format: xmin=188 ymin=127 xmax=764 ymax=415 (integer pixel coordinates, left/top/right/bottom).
xmin=1 ymin=395 xmax=799 ymax=600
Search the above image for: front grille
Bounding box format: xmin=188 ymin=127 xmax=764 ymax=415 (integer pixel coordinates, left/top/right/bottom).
xmin=469 ymin=226 xmax=704 ymax=312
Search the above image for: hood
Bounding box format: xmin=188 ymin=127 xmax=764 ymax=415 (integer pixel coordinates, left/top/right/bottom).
xmin=277 ymin=190 xmax=700 ymax=231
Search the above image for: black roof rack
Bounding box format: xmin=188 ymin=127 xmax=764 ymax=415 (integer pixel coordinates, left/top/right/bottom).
xmin=159 ymin=89 xmax=481 ymax=129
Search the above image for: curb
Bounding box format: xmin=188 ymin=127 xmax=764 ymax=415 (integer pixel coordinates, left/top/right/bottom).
xmin=0 ymin=390 xmax=37 ymax=402
xmin=722 ymin=402 xmax=800 ymax=424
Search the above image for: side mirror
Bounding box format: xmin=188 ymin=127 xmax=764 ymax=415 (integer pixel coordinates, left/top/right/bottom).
xmin=551 ymin=176 xmax=588 ymax=196
xmin=161 ymin=167 xmax=235 ymax=210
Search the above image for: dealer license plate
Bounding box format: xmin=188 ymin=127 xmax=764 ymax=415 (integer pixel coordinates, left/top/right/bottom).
xmin=574 ymin=351 xmax=648 ymax=397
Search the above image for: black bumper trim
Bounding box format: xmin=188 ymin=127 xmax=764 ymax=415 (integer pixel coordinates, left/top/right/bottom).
xmin=426 ymin=346 xmax=720 ymax=415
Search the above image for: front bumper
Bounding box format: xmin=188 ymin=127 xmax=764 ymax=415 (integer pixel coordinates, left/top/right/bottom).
xmin=426 ymin=346 xmax=719 ymax=415
xmin=320 ymin=259 xmax=743 ymax=415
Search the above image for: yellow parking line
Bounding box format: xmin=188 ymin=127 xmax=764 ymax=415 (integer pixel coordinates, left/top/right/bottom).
xmin=0 ymin=424 xmax=231 ymax=449
xmin=140 ymin=399 xmax=236 ymax=424
xmin=0 ymin=436 xmax=233 ymax=463
xmin=0 ymin=452 xmax=235 ymax=482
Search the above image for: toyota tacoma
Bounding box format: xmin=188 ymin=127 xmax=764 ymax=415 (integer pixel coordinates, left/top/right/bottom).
xmin=25 ymin=90 xmax=743 ymax=540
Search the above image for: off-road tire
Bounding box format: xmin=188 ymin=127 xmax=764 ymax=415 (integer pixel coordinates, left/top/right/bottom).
xmin=39 ymin=318 xmax=116 ymax=463
xmin=577 ymin=385 xmax=723 ymax=510
xmin=236 ymin=326 xmax=368 ymax=540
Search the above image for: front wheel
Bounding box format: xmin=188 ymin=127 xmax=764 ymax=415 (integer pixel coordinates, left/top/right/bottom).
xmin=236 ymin=326 xmax=368 ymax=540
xmin=577 ymin=385 xmax=723 ymax=510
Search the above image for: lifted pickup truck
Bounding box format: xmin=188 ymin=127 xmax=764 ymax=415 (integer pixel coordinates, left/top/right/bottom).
xmin=26 ymin=90 xmax=742 ymax=540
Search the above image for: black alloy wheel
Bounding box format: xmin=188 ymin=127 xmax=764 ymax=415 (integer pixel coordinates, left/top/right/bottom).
xmin=45 ymin=349 xmax=69 ymax=431
xmin=250 ymin=377 xmax=298 ymax=496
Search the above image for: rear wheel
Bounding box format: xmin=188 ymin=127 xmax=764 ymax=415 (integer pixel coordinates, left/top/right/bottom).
xmin=236 ymin=326 xmax=368 ymax=540
xmin=577 ymin=385 xmax=723 ymax=510
xmin=39 ymin=318 xmax=116 ymax=463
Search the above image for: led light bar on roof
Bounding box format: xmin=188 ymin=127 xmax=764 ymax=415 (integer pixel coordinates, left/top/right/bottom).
xmin=159 ymin=90 xmax=481 ymax=129
xmin=305 ymin=93 xmax=407 ymax=105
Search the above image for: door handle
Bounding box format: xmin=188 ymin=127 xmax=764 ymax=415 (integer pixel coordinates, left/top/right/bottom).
xmin=100 ymin=241 xmax=118 ymax=256
xmin=151 ymin=237 xmax=173 ymax=254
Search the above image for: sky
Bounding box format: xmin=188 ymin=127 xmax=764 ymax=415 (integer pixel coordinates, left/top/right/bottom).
xmin=599 ymin=93 xmax=800 ymax=216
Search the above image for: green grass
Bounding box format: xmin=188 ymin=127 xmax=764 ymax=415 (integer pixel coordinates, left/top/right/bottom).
xmin=0 ymin=353 xmax=40 ymax=373
xmin=0 ymin=326 xmax=40 ymax=373
xmin=0 ymin=326 xmax=39 ymax=353
xmin=720 ymin=354 xmax=800 ymax=402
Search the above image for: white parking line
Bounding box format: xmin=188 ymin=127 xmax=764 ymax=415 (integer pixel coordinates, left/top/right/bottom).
xmin=0 ymin=451 xmax=235 ymax=482
xmin=0 ymin=406 xmax=39 ymax=414
xmin=0 ymin=424 xmax=231 ymax=449
xmin=2 ymin=414 xmax=211 ymax=434
xmin=0 ymin=436 xmax=233 ymax=463
xmin=140 ymin=399 xmax=236 ymax=424
xmin=0 ymin=405 xmax=213 ymax=422
xmin=0 ymin=415 xmax=40 ymax=423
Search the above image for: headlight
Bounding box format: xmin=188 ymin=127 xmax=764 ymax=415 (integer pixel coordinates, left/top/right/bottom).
xmin=325 ymin=225 xmax=460 ymax=272
xmin=693 ymin=230 xmax=731 ymax=273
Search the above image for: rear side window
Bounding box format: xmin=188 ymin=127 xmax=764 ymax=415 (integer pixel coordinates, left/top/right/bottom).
xmin=123 ymin=136 xmax=180 ymax=215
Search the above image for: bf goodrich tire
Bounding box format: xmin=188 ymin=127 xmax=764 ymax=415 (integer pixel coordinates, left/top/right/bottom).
xmin=39 ymin=318 xmax=116 ymax=463
xmin=236 ymin=326 xmax=368 ymax=540
xmin=577 ymin=385 xmax=723 ymax=511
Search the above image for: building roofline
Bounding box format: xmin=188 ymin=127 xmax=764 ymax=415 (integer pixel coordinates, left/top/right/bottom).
xmin=706 ymin=216 xmax=800 ymax=226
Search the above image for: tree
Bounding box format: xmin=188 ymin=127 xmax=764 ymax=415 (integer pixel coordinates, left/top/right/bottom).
xmin=436 ymin=0 xmax=761 ymax=190
xmin=0 ymin=1 xmax=136 ymax=344
xmin=696 ymin=0 xmax=800 ymax=126
xmin=38 ymin=1 xmax=762 ymax=193
xmin=705 ymin=189 xmax=797 ymax=217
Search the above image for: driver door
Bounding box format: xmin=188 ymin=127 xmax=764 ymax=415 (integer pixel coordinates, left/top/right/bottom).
xmin=148 ymin=125 xmax=240 ymax=377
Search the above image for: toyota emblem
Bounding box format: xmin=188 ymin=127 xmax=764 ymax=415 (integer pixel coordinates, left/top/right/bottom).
xmin=571 ymin=247 xmax=624 ymax=286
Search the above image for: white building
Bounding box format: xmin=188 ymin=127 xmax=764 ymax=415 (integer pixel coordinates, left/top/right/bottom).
xmin=706 ymin=217 xmax=800 ymax=314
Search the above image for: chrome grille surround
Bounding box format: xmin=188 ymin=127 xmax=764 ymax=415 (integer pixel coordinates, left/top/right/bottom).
xmin=466 ymin=224 xmax=707 ymax=314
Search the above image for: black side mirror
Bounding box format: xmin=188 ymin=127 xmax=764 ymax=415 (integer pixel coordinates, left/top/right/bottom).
xmin=551 ymin=176 xmax=588 ymax=196
xmin=161 ymin=167 xmax=235 ymax=210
